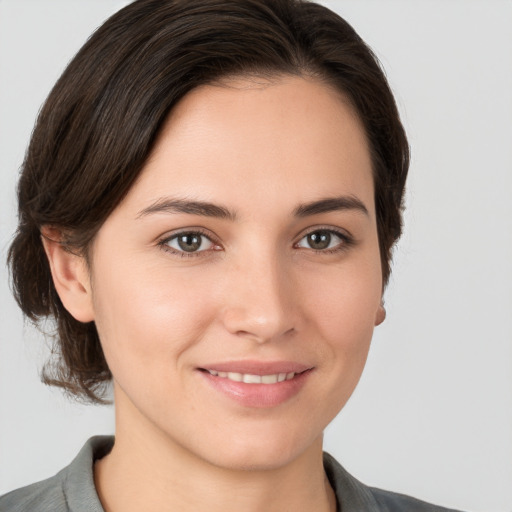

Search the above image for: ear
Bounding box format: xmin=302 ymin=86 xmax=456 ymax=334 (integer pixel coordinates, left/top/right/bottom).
xmin=374 ymin=302 xmax=386 ymax=326
xmin=41 ymin=227 xmax=95 ymax=323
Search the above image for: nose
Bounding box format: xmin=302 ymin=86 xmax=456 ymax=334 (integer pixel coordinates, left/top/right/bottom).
xmin=220 ymin=252 xmax=298 ymax=343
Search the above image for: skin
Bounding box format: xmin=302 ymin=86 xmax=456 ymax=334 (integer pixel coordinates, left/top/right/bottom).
xmin=44 ymin=75 xmax=385 ymax=512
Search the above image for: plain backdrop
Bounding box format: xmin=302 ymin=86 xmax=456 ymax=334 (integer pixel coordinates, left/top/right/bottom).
xmin=1 ymin=1 xmax=511 ymax=511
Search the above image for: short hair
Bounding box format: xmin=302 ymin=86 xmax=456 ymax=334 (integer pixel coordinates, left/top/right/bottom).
xmin=8 ymin=0 xmax=409 ymax=402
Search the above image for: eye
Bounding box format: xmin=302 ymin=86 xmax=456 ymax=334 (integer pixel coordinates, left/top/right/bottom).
xmin=296 ymin=229 xmax=348 ymax=251
xmin=163 ymin=231 xmax=215 ymax=254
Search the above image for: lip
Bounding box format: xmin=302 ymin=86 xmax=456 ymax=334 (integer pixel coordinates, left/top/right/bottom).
xmin=199 ymin=360 xmax=311 ymax=375
xmin=197 ymin=360 xmax=314 ymax=408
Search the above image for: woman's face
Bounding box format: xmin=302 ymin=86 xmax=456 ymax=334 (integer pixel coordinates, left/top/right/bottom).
xmin=87 ymin=76 xmax=383 ymax=469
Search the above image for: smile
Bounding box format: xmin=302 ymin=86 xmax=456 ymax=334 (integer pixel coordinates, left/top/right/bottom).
xmin=206 ymin=370 xmax=297 ymax=384
xmin=199 ymin=364 xmax=312 ymax=408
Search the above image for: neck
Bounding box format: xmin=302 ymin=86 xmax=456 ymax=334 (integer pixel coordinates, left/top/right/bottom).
xmin=94 ymin=395 xmax=336 ymax=512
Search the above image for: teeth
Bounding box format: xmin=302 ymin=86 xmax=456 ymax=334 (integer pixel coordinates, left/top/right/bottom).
xmin=261 ymin=374 xmax=278 ymax=384
xmin=243 ymin=374 xmax=261 ymax=384
xmin=207 ymin=370 xmax=296 ymax=384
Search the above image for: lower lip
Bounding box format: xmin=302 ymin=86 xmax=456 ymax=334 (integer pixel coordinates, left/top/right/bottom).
xmin=199 ymin=370 xmax=312 ymax=408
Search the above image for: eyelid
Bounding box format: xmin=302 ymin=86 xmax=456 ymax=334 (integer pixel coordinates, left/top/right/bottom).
xmin=294 ymin=226 xmax=355 ymax=252
xmin=295 ymin=225 xmax=353 ymax=242
xmin=156 ymin=224 xmax=355 ymax=258
xmin=157 ymin=227 xmax=222 ymax=257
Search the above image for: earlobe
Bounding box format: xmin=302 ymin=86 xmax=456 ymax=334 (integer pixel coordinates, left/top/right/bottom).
xmin=374 ymin=303 xmax=386 ymax=326
xmin=40 ymin=227 xmax=95 ymax=323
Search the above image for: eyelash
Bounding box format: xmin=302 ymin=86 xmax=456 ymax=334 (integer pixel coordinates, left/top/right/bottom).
xmin=295 ymin=228 xmax=355 ymax=254
xmin=158 ymin=228 xmax=220 ymax=258
xmin=157 ymin=227 xmax=354 ymax=258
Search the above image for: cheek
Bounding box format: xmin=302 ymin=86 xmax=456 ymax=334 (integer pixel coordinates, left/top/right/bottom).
xmin=301 ymin=255 xmax=382 ymax=341
xmin=296 ymin=253 xmax=382 ymax=396
xmin=90 ymin=255 xmax=217 ymax=383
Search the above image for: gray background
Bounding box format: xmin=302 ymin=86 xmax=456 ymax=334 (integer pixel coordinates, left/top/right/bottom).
xmin=1 ymin=1 xmax=511 ymax=511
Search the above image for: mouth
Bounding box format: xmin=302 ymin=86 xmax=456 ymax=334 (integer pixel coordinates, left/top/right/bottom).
xmin=197 ymin=363 xmax=313 ymax=408
xmin=199 ymin=369 xmax=305 ymax=384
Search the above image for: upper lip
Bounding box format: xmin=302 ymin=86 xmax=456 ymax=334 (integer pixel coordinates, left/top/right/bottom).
xmin=198 ymin=360 xmax=313 ymax=375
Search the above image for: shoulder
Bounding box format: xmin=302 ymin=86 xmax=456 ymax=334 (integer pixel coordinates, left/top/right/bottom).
xmin=368 ymin=487 xmax=464 ymax=512
xmin=323 ymin=452 xmax=465 ymax=512
xmin=0 ymin=436 xmax=113 ymax=512
xmin=0 ymin=472 xmax=68 ymax=512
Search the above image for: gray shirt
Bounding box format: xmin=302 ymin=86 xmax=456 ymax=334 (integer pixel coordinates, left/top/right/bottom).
xmin=0 ymin=436 xmax=464 ymax=511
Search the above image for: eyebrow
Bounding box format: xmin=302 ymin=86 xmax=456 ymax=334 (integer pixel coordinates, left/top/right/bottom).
xmin=137 ymin=198 xmax=237 ymax=221
xmin=293 ymin=196 xmax=369 ymax=217
xmin=136 ymin=195 xmax=368 ymax=221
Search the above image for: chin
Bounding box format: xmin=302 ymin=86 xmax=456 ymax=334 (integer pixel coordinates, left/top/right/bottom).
xmin=189 ymin=422 xmax=324 ymax=472
xmin=205 ymin=446 xmax=305 ymax=472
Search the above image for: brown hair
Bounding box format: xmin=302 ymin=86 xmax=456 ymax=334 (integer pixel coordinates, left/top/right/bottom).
xmin=8 ymin=0 xmax=409 ymax=402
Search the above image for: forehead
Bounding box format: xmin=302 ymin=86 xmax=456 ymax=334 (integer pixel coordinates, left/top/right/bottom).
xmin=122 ymin=75 xmax=374 ymax=218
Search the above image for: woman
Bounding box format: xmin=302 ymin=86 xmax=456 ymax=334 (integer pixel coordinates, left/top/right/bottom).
xmin=1 ymin=0 xmax=466 ymax=510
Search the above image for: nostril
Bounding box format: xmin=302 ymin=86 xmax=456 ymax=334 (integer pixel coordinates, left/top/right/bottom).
xmin=220 ymin=295 xmax=298 ymax=343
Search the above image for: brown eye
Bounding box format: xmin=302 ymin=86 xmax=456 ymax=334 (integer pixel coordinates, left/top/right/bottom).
xmin=165 ymin=232 xmax=213 ymax=253
xmin=307 ymin=231 xmax=331 ymax=250
xmin=297 ymin=229 xmax=346 ymax=251
xmin=178 ymin=234 xmax=201 ymax=252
